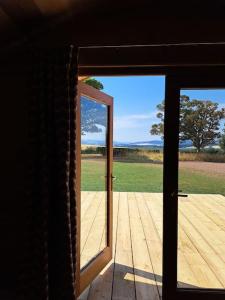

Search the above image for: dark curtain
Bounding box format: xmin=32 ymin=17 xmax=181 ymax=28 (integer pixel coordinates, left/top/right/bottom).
xmin=20 ymin=46 xmax=78 ymax=300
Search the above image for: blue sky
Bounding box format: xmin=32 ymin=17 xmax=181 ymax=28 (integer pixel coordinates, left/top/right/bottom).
xmin=95 ymin=76 xmax=165 ymax=142
xmin=92 ymin=77 xmax=225 ymax=143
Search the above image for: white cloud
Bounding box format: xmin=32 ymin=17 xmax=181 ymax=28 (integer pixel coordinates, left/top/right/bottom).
xmin=218 ymin=103 xmax=225 ymax=110
xmin=114 ymin=112 xmax=158 ymax=130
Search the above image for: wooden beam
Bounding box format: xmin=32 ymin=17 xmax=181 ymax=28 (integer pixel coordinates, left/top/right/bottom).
xmin=1 ymin=2 xmax=225 ymax=51
xmin=33 ymin=15 xmax=225 ymax=48
xmin=78 ymin=44 xmax=225 ymax=69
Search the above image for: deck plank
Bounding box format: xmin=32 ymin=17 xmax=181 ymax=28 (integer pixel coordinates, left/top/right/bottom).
xmin=81 ymin=192 xmax=103 ymax=268
xmin=81 ymin=192 xmax=95 ymax=218
xmin=78 ymin=192 xmax=225 ymax=299
xmin=178 ymin=197 xmax=223 ymax=288
xmin=191 ymin=194 xmax=225 ymax=232
xmin=112 ymin=192 xmax=136 ymax=300
xmin=135 ymin=193 xmax=163 ymax=297
xmin=81 ymin=192 xmax=106 ymax=269
xmin=128 ymin=193 xmax=160 ymax=300
xmin=86 ymin=192 xmax=120 ymax=300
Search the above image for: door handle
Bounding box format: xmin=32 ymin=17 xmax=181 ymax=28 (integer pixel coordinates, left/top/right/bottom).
xmin=110 ymin=175 xmax=116 ymax=191
xmin=108 ymin=175 xmax=116 ymax=180
xmin=171 ymin=190 xmax=188 ymax=197
xmin=178 ymin=189 xmax=188 ymax=197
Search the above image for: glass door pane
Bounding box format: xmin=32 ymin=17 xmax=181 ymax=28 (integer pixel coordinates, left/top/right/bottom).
xmin=177 ymin=89 xmax=225 ymax=289
xmin=80 ymin=95 xmax=108 ymax=269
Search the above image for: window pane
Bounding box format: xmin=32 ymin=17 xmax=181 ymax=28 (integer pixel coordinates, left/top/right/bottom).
xmin=80 ymin=95 xmax=108 ymax=270
xmin=177 ymin=89 xmax=225 ymax=289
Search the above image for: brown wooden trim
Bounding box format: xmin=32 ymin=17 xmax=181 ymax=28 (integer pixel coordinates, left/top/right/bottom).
xmin=79 ymin=247 xmax=112 ymax=293
xmin=162 ymin=74 xmax=180 ymax=300
xmin=78 ymin=65 xmax=225 ymax=78
xmin=171 ymin=69 xmax=225 ymax=88
xmin=177 ymin=288 xmax=225 ymax=300
xmin=79 ymin=66 xmax=167 ymax=76
xmin=79 ymin=44 xmax=225 ymax=68
xmin=76 ymin=81 xmax=113 ymax=297
xmin=107 ymin=97 xmax=113 ymax=251
xmin=78 ymin=80 xmax=113 ymax=105
xmin=75 ymin=85 xmax=81 ymax=297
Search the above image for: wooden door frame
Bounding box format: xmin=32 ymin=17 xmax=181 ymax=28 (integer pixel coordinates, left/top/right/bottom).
xmin=78 ymin=48 xmax=225 ymax=299
xmin=162 ymin=69 xmax=225 ymax=300
xmin=75 ymin=81 xmax=113 ymax=296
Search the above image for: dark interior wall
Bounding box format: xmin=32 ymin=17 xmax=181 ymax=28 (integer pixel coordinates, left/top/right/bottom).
xmin=2 ymin=1 xmax=225 ymax=49
xmin=37 ymin=16 xmax=225 ymax=48
xmin=50 ymin=0 xmax=224 ymax=47
xmin=0 ymin=2 xmax=225 ymax=297
xmin=31 ymin=0 xmax=225 ymax=48
xmin=0 ymin=51 xmax=29 ymax=295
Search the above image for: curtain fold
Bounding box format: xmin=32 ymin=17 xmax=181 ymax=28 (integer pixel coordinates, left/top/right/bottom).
xmin=21 ymin=46 xmax=78 ymax=300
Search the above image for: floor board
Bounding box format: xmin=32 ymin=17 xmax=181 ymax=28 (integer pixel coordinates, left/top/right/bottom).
xmin=78 ymin=192 xmax=225 ymax=300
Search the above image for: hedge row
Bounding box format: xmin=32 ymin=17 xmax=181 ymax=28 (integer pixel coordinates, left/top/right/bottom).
xmin=81 ymin=146 xmax=160 ymax=156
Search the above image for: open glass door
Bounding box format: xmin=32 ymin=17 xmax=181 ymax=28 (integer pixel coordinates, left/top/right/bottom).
xmin=76 ymin=81 xmax=113 ymax=296
xmin=163 ymin=70 xmax=225 ymax=300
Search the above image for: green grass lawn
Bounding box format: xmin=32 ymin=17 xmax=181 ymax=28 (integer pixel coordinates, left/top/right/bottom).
xmin=81 ymin=160 xmax=225 ymax=196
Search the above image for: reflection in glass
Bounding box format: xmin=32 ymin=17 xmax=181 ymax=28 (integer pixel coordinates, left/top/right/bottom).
xmin=80 ymin=95 xmax=108 ymax=269
xmin=177 ymin=90 xmax=225 ymax=289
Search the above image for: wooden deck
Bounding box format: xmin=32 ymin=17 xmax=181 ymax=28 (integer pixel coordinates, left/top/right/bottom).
xmin=79 ymin=192 xmax=225 ymax=300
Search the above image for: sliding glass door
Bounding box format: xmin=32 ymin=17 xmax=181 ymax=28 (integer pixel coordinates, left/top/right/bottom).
xmin=163 ymin=69 xmax=225 ymax=300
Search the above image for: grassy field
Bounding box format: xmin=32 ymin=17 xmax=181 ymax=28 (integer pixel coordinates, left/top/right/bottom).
xmin=81 ymin=160 xmax=225 ymax=196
